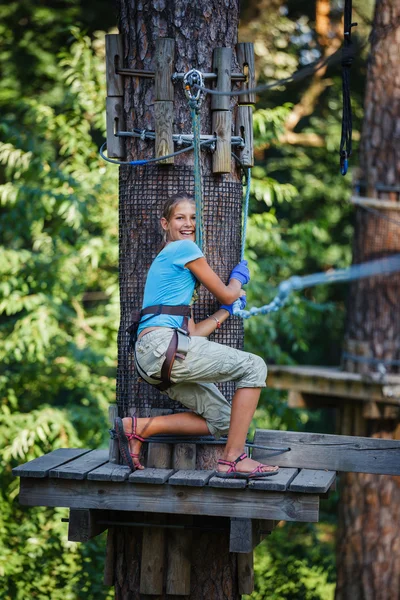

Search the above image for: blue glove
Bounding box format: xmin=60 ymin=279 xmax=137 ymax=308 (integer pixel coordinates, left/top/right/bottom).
xmin=221 ymin=295 xmax=247 ymax=315
xmin=229 ymin=260 xmax=250 ymax=286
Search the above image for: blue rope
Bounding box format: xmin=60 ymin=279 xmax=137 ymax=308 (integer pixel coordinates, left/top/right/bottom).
xmin=241 ymin=168 xmax=251 ymax=260
xmin=189 ymin=104 xmax=204 ymax=251
xmin=234 ymin=254 xmax=400 ymax=319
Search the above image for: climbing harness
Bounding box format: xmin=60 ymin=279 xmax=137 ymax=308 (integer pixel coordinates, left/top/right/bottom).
xmin=183 ymin=69 xmax=205 ymax=251
xmin=233 ymin=253 xmax=400 ymax=319
xmin=127 ymin=304 xmax=191 ymax=390
xmin=340 ymin=0 xmax=357 ymax=175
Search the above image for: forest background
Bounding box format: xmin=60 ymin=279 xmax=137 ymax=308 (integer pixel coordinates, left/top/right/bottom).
xmin=0 ymin=0 xmax=374 ymax=598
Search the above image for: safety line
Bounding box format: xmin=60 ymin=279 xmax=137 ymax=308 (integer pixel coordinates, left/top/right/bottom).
xmin=234 ymin=253 xmax=400 ymax=319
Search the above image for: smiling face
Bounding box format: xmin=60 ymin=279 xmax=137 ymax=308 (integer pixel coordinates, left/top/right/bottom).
xmin=161 ymin=200 xmax=196 ymax=243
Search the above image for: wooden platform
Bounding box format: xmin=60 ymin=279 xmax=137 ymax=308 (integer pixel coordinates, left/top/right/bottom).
xmin=267 ymin=365 xmax=400 ymax=405
xmin=14 ymin=448 xmax=336 ymax=523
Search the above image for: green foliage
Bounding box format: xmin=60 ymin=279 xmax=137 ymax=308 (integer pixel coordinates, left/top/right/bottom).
xmin=244 ymin=524 xmax=335 ymax=600
xmin=0 ymin=20 xmax=117 ymax=599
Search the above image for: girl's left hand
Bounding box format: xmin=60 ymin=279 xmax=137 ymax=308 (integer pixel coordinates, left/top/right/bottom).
xmin=221 ymin=291 xmax=246 ymax=315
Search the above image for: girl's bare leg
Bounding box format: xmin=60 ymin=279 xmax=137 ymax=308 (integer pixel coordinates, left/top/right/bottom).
xmin=123 ymin=412 xmax=210 ymax=467
xmin=219 ymin=387 xmax=278 ymax=474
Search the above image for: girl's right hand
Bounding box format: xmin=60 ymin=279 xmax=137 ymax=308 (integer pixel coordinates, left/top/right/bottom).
xmin=221 ymin=291 xmax=247 ymax=315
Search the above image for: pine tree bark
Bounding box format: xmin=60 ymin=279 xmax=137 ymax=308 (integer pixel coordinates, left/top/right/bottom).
xmin=336 ymin=2 xmax=400 ymax=598
xmin=115 ymin=2 xmax=242 ymax=598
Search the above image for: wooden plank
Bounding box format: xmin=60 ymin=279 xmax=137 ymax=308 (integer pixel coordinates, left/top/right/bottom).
xmin=19 ymin=478 xmax=320 ymax=522
xmin=211 ymin=47 xmax=232 ymax=111
xmin=166 ymin=444 xmax=194 ymax=595
xmin=168 ymin=469 xmax=215 ymax=487
xmin=166 ymin=515 xmax=192 ymax=596
xmin=129 ymin=468 xmax=174 ymax=484
xmin=108 ymin=405 xmax=119 ymax=464
xmin=49 ymin=449 xmax=109 ymax=480
xmin=230 ymin=518 xmax=255 ymax=553
xmin=140 ymin=519 xmax=165 ymax=595
xmin=208 ymin=476 xmax=247 ymax=489
xmin=154 ymin=38 xmax=174 ymax=101
xmin=235 ymin=105 xmax=254 ymax=167
xmin=87 ymin=463 xmax=131 ymax=482
xmin=236 ymin=43 xmax=256 ymax=104
xmin=173 ymin=443 xmax=196 ymax=469
xmin=237 ymin=552 xmax=254 ymax=595
xmin=289 ymin=469 xmax=336 ymax=494
xmin=103 ymin=527 xmax=115 ymax=586
xmin=146 ymin=442 xmax=172 ymax=468
xmin=248 ymin=468 xmax=299 ymax=492
xmin=154 ymin=101 xmax=174 ymax=163
xmin=267 ymin=365 xmax=400 ymax=405
xmin=106 ymin=97 xmax=125 ymax=159
xmin=68 ymin=508 xmax=108 ymax=542
xmin=351 ymin=195 xmax=400 ymax=210
xmin=253 ymin=429 xmax=400 ymax=475
xmin=212 ymin=110 xmax=231 ymax=174
xmin=105 ymin=34 xmax=124 ymax=96
xmin=12 ymin=448 xmax=90 ymax=478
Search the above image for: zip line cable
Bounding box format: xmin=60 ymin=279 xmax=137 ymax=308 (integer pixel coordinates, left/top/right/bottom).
xmin=192 ymin=41 xmax=364 ymax=98
xmin=233 ymin=254 xmax=400 ymax=319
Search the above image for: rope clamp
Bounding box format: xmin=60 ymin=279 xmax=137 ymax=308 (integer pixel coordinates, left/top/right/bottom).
xmin=183 ymin=68 xmax=204 ymax=106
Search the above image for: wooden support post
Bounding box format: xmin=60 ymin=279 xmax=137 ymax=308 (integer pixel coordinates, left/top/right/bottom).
xmin=211 ymin=47 xmax=232 ymax=173
xmin=211 ymin=47 xmax=232 ymax=112
xmin=103 ymin=527 xmax=115 ymax=586
xmin=237 ymin=552 xmax=254 ymax=595
xmin=212 ymin=111 xmax=232 ymax=174
xmin=236 ymin=43 xmax=256 ymax=104
xmin=108 ymin=404 xmax=119 ymax=464
xmin=235 ymin=43 xmax=255 ymax=168
xmin=139 ymin=516 xmax=165 ymax=595
xmin=166 ymin=442 xmax=196 ymax=595
xmin=146 ymin=408 xmax=173 ymax=468
xmin=154 ymin=38 xmax=175 ymax=163
xmin=105 ymin=34 xmax=125 ymax=159
xmin=106 ymin=96 xmax=125 ymax=159
xmin=140 ymin=408 xmax=170 ymax=595
xmin=235 ymin=105 xmax=254 ymax=167
xmin=68 ymin=508 xmax=108 ymax=542
xmin=105 ymin=34 xmax=124 ymax=96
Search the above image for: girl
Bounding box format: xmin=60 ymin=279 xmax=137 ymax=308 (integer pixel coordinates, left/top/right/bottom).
xmin=115 ymin=193 xmax=278 ymax=479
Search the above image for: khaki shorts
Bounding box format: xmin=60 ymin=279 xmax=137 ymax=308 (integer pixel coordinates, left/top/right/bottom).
xmin=135 ymin=328 xmax=267 ymax=438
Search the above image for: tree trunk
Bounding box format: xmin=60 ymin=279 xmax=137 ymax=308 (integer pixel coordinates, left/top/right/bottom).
xmin=336 ymin=1 xmax=400 ymax=598
xmin=115 ymin=1 xmax=243 ymax=598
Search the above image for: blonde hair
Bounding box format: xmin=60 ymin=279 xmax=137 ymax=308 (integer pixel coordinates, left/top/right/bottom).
xmin=161 ymin=193 xmax=195 ymax=244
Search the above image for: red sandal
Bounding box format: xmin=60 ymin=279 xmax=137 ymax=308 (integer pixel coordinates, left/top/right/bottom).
xmin=215 ymin=452 xmax=279 ymax=480
xmin=114 ymin=416 xmax=145 ymax=472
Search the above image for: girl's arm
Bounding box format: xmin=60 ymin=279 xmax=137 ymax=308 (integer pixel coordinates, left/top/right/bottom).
xmin=186 ymin=257 xmax=245 ymax=337
xmin=186 ymin=257 xmax=243 ymax=304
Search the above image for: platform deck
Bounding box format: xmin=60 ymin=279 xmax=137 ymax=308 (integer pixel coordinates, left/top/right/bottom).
xmin=13 ymin=448 xmax=336 ymax=523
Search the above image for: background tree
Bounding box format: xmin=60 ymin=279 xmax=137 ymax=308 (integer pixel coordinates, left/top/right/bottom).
xmin=336 ymin=0 xmax=400 ymax=598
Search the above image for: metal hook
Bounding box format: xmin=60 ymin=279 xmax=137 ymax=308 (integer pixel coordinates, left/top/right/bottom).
xmin=183 ymin=68 xmax=204 ymax=104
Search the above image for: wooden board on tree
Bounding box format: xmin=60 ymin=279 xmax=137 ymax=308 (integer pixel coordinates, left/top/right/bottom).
xmin=253 ymin=430 xmax=400 ymax=475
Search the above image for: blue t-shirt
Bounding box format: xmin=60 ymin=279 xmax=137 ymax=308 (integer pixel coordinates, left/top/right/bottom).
xmin=137 ymin=240 xmax=204 ymax=334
